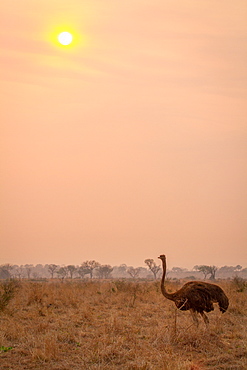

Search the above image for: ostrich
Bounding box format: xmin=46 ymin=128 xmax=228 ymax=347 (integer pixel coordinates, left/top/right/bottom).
xmin=158 ymin=255 xmax=229 ymax=325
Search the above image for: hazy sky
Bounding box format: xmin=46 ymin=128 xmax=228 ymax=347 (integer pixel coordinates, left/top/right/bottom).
xmin=1 ymin=1 xmax=247 ymax=269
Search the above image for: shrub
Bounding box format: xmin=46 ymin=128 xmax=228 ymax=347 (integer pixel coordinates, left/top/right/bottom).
xmin=0 ymin=280 xmax=19 ymax=311
xmin=232 ymin=276 xmax=246 ymax=292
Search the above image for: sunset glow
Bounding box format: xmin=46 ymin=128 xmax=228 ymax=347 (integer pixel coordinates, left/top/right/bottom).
xmin=1 ymin=0 xmax=247 ymax=269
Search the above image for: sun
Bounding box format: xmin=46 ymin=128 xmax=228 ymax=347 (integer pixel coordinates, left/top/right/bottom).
xmin=58 ymin=32 xmax=73 ymax=46
xmin=47 ymin=24 xmax=86 ymax=49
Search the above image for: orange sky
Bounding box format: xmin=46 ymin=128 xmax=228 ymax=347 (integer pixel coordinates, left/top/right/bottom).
xmin=1 ymin=1 xmax=247 ymax=269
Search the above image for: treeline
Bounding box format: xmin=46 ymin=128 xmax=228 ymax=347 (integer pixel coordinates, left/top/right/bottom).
xmin=0 ymin=259 xmax=246 ymax=280
xmin=0 ymin=261 xmax=150 ymax=280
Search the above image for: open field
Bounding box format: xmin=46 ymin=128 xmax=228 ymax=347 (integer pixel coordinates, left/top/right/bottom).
xmin=0 ymin=279 xmax=246 ymax=370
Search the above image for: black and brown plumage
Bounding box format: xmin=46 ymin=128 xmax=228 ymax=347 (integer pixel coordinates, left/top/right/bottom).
xmin=158 ymin=254 xmax=229 ymax=325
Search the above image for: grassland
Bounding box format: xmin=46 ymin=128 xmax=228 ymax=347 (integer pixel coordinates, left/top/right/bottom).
xmin=0 ymin=279 xmax=246 ymax=369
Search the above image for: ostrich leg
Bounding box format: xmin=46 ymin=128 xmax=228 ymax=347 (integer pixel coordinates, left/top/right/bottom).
xmin=190 ymin=309 xmax=199 ymax=326
xmin=200 ymin=312 xmax=209 ymax=325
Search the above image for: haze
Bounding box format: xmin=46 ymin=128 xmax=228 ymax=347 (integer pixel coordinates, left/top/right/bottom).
xmin=1 ymin=1 xmax=247 ymax=269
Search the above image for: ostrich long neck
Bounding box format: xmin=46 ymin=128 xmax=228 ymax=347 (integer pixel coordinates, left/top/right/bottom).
xmin=161 ymin=259 xmax=175 ymax=301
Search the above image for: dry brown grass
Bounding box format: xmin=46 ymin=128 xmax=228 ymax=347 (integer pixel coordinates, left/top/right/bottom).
xmin=0 ymin=279 xmax=246 ymax=369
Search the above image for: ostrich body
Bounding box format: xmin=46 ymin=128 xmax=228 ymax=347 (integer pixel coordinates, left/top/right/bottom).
xmin=158 ymin=255 xmax=229 ymax=325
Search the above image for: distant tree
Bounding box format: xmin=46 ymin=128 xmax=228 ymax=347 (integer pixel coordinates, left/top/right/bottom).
xmin=208 ymin=266 xmax=217 ymax=280
xmin=32 ymin=272 xmax=40 ymax=279
xmin=77 ymin=266 xmax=90 ymax=279
xmin=171 ymin=267 xmax=187 ymax=273
xmin=57 ymin=267 xmax=67 ymax=280
xmin=80 ymin=260 xmax=100 ymax=279
xmin=193 ymin=265 xmax=217 ymax=280
xmin=127 ymin=267 xmax=141 ymax=279
xmin=14 ymin=267 xmax=24 ymax=280
xmin=117 ymin=264 xmax=128 ymax=277
xmin=137 ymin=267 xmax=150 ymax=279
xmin=96 ymin=265 xmax=113 ymax=279
xmin=112 ymin=264 xmax=128 ymax=278
xmin=33 ymin=264 xmax=46 ymax=278
xmin=235 ymin=265 xmax=242 ymax=272
xmin=218 ymin=266 xmax=236 ymax=277
xmin=66 ymin=265 xmax=77 ymax=279
xmin=47 ymin=264 xmax=58 ymax=279
xmin=240 ymin=268 xmax=247 ymax=277
xmin=193 ymin=265 xmax=210 ymax=279
xmin=218 ymin=266 xmax=234 ymax=274
xmin=144 ymin=259 xmax=161 ymax=279
xmin=118 ymin=264 xmax=127 ymax=274
xmin=24 ymin=264 xmax=33 ymax=279
xmin=218 ymin=265 xmax=242 ymax=277
xmin=0 ymin=264 xmax=13 ymax=279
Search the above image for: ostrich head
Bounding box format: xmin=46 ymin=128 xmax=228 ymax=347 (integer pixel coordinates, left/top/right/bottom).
xmin=158 ymin=254 xmax=166 ymax=261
